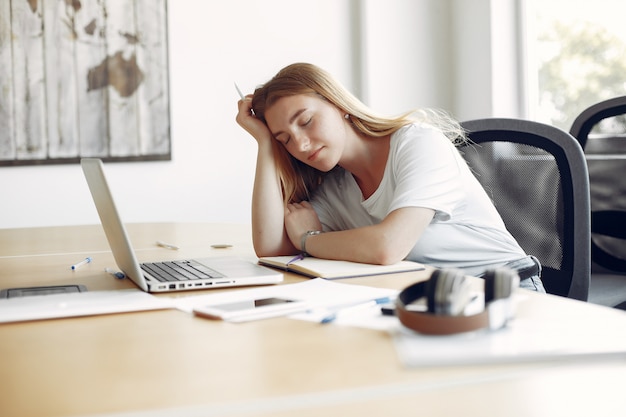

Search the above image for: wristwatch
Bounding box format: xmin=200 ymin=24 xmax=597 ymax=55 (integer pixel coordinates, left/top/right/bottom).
xmin=301 ymin=230 xmax=323 ymax=256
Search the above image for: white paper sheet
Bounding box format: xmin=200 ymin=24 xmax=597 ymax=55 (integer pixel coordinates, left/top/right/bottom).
xmin=173 ymin=278 xmax=398 ymax=326
xmin=392 ymin=313 xmax=626 ymax=367
xmin=0 ymin=289 xmax=175 ymax=323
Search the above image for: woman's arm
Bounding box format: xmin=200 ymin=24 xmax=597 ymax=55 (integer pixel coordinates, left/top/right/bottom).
xmin=285 ymin=204 xmax=435 ymax=265
xmin=236 ymin=97 xmax=297 ymax=256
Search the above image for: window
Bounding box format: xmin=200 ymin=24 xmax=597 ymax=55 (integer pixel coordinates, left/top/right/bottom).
xmin=524 ymin=0 xmax=626 ymax=133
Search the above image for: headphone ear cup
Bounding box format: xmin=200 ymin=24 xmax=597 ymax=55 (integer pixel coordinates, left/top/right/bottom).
xmin=484 ymin=267 xmax=518 ymax=303
xmin=425 ymin=270 xmax=441 ymax=313
xmin=426 ymin=269 xmax=470 ymax=315
xmin=484 ymin=269 xmax=496 ymax=304
xmin=483 ymin=267 xmax=520 ymax=328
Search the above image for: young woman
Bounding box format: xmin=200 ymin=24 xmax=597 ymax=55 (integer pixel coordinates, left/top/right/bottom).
xmin=236 ymin=63 xmax=545 ymax=292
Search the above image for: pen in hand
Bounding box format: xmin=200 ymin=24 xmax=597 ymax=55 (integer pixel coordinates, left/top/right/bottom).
xmin=235 ymin=82 xmax=255 ymax=115
xmin=235 ymin=82 xmax=245 ymax=100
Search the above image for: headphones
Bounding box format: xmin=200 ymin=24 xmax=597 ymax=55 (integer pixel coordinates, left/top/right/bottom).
xmin=395 ymin=268 xmax=519 ymax=335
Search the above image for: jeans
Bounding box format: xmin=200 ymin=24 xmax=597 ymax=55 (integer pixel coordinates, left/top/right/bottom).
xmin=502 ymin=255 xmax=547 ymax=293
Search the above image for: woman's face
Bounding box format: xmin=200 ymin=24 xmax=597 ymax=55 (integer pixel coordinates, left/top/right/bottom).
xmin=264 ymin=94 xmax=348 ymax=172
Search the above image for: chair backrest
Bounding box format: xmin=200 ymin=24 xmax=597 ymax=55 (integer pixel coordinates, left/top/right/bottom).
xmin=569 ymin=96 xmax=626 ymax=273
xmin=459 ymin=118 xmax=590 ymax=300
xmin=570 ymin=96 xmax=626 ymax=149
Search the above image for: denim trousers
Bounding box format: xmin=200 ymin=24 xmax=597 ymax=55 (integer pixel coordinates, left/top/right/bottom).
xmin=501 ymin=255 xmax=547 ymax=293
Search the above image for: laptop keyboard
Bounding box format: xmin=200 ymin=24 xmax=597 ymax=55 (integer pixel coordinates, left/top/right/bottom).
xmin=141 ymin=260 xmax=224 ymax=282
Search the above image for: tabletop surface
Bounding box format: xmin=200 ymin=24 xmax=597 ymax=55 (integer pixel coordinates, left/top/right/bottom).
xmin=1 ymin=223 xmax=625 ymax=417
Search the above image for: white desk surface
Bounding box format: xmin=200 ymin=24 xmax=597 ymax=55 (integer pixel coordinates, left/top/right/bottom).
xmin=1 ymin=223 xmax=625 ymax=417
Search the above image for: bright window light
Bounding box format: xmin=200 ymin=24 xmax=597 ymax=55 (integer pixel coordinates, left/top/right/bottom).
xmin=524 ymin=0 xmax=626 ymax=132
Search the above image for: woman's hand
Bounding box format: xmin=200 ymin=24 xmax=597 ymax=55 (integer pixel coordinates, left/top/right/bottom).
xmin=284 ymin=201 xmax=323 ymax=250
xmin=235 ymin=94 xmax=272 ymax=144
xmin=239 ymin=92 xmax=297 ymax=257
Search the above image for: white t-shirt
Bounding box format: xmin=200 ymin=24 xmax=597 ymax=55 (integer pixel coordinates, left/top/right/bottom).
xmin=310 ymin=123 xmax=526 ymax=276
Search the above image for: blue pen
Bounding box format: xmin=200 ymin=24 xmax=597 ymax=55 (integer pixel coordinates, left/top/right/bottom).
xmin=105 ymin=267 xmax=125 ymax=280
xmin=286 ymin=253 xmax=305 ymax=266
xmin=320 ymin=296 xmax=393 ymax=324
xmin=71 ymin=257 xmax=92 ymax=270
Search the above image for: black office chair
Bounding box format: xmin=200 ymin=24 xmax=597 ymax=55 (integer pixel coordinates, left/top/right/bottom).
xmin=570 ymin=96 xmax=626 ymax=310
xmin=459 ymin=118 xmax=590 ymax=301
xmin=570 ymin=96 xmax=626 ymax=149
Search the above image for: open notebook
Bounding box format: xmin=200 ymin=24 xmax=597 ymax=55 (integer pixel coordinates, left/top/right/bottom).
xmin=258 ymin=255 xmax=424 ymax=279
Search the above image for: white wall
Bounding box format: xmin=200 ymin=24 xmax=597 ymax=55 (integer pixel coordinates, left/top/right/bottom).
xmin=362 ymin=0 xmax=454 ymax=115
xmin=451 ymin=0 xmax=525 ymax=120
xmin=0 ymin=0 xmax=515 ymax=229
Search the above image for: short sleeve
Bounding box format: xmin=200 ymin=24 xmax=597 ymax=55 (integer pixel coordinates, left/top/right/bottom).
xmin=380 ymin=124 xmax=468 ymax=221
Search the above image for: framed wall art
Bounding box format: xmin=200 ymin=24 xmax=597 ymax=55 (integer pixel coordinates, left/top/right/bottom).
xmin=0 ymin=0 xmax=170 ymax=166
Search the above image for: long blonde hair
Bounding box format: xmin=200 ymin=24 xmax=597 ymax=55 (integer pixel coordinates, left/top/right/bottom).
xmin=251 ymin=63 xmax=465 ymax=204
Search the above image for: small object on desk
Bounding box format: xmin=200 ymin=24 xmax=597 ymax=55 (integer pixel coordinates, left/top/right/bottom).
xmin=156 ymin=240 xmax=179 ymax=250
xmin=71 ymin=257 xmax=92 ymax=270
xmin=0 ymin=285 xmax=88 ymax=299
xmin=211 ymin=244 xmax=233 ymax=249
xmin=105 ymin=267 xmax=125 ymax=280
xmin=320 ymin=296 xmax=394 ymax=324
xmin=380 ymin=304 xmax=396 ymax=316
xmin=193 ymin=297 xmax=309 ymax=322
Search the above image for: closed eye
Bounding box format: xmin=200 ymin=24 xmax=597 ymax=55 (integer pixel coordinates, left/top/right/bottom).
xmin=274 ymin=114 xmax=312 ymax=146
xmin=275 ymin=133 xmax=290 ymax=145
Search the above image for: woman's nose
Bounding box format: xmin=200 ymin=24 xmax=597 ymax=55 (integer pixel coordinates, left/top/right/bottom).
xmin=294 ymin=135 xmax=310 ymax=152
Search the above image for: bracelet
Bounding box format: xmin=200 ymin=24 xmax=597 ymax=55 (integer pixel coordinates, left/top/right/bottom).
xmin=301 ymin=230 xmax=323 ymax=255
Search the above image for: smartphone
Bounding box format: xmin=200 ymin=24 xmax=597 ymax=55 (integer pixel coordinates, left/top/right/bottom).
xmin=193 ymin=297 xmax=308 ymax=322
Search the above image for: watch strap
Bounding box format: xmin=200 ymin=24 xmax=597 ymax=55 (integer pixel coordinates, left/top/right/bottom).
xmin=301 ymin=230 xmax=322 ymax=255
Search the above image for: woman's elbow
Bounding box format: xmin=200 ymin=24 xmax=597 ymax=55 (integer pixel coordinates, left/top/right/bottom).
xmin=368 ymin=244 xmax=408 ymax=265
xmin=254 ymin=245 xmax=285 ymax=258
xmin=253 ymin=238 xmax=296 ymax=258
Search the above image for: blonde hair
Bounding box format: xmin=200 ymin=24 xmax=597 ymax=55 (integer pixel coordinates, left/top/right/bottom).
xmin=251 ymin=63 xmax=465 ymax=204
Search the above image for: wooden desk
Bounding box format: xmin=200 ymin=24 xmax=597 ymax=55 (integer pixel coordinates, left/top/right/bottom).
xmin=1 ymin=223 xmax=625 ymax=417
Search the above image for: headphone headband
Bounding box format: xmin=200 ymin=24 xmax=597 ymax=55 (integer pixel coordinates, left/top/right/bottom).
xmin=395 ymin=268 xmax=518 ymax=335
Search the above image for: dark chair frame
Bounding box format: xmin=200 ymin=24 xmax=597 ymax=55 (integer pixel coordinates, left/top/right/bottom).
xmin=570 ymin=96 xmax=626 ymax=149
xmin=570 ymin=96 xmax=626 ymax=310
xmin=570 ymin=95 xmax=626 ymax=273
xmin=460 ymin=118 xmax=590 ymax=300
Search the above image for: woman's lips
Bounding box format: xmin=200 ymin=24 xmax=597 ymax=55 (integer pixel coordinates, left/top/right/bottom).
xmin=307 ymin=147 xmax=322 ymax=162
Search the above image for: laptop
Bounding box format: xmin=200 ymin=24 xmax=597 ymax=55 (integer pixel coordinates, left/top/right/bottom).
xmin=80 ymin=158 xmax=283 ymax=293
